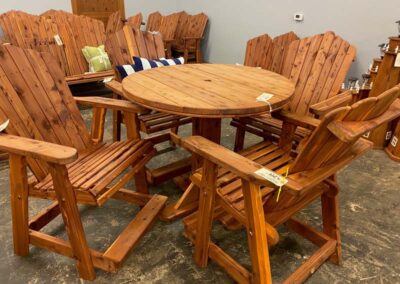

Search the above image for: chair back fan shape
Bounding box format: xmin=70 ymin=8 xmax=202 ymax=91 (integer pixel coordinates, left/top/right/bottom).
xmin=281 ymin=32 xmax=356 ymax=116
xmin=146 ymin=11 xmax=162 ymax=32
xmin=106 ymin=10 xmax=124 ymax=35
xmin=0 ymin=44 xmax=91 ymax=180
xmin=126 ymin=13 xmax=143 ymax=29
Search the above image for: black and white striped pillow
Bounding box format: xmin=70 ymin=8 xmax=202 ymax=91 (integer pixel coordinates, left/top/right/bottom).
xmin=116 ymin=56 xmax=185 ymax=79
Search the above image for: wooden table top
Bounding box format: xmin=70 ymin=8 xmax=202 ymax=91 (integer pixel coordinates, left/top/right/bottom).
xmin=122 ymin=64 xmax=294 ymax=118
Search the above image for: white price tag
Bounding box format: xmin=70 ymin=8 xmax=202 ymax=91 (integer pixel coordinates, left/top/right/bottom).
xmin=363 ymin=131 xmax=370 ymax=138
xmin=103 ymin=77 xmax=114 ymax=83
xmin=256 ymin=93 xmax=274 ymax=103
xmin=391 ymin=136 xmax=398 ymax=147
xmin=386 ymin=131 xmax=392 ymax=140
xmin=54 ymin=34 xmax=63 ymax=46
xmin=0 ymin=119 xmax=9 ymax=132
xmin=255 ymin=168 xmax=288 ymax=187
xmin=395 ymin=53 xmax=400 ymax=68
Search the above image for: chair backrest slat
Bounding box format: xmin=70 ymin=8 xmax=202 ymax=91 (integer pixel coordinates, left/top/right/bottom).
xmin=106 ymin=10 xmax=124 ymax=35
xmin=0 ymin=45 xmax=92 ymax=179
xmin=158 ymin=13 xmax=180 ymax=41
xmin=184 ymin=13 xmax=208 ymax=39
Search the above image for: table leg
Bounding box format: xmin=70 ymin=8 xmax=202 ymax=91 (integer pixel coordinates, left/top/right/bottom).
xmin=160 ymin=118 xmax=222 ymax=222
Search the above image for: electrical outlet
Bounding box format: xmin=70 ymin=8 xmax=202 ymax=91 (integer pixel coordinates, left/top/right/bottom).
xmin=294 ymin=13 xmax=304 ymax=22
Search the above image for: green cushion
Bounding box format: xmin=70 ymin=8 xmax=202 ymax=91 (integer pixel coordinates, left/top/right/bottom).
xmin=82 ymin=45 xmax=112 ymax=73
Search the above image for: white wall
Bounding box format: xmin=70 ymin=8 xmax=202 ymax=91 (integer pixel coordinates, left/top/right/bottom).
xmin=175 ymin=0 xmax=400 ymax=78
xmin=125 ymin=0 xmax=177 ymax=19
xmin=0 ymin=0 xmax=71 ymax=14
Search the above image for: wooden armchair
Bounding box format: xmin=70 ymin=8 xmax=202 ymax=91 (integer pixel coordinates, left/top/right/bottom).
xmin=105 ymin=26 xmax=192 ymax=184
xmin=172 ymin=12 xmax=208 ymax=63
xmin=0 ymin=45 xmax=167 ymax=280
xmin=158 ymin=12 xmax=180 ymax=58
xmin=232 ymin=31 xmax=356 ymax=151
xmin=180 ymin=86 xmax=400 ymax=283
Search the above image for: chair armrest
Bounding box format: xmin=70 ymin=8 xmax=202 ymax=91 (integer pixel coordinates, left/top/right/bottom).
xmin=309 ymin=91 xmax=353 ymax=117
xmin=74 ymin=96 xmax=147 ymax=113
xmin=272 ymin=110 xmax=320 ymax=130
xmin=0 ymin=134 xmax=77 ymax=165
xmin=105 ymin=80 xmax=124 ymax=97
xmin=182 ymin=135 xmax=294 ymax=188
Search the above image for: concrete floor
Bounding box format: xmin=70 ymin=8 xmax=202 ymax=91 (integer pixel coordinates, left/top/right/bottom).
xmin=0 ymin=108 xmax=399 ymax=283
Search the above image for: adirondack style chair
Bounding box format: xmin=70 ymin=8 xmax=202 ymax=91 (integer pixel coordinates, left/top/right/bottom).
xmin=0 ymin=44 xmax=167 ymax=280
xmin=172 ymin=12 xmax=208 ymax=63
xmin=180 ymin=86 xmax=400 ymax=283
xmin=106 ymin=10 xmax=124 ymax=35
xmin=146 ymin=11 xmax=162 ymax=32
xmin=244 ymin=31 xmax=298 ymax=72
xmin=232 ymin=32 xmax=357 ymax=151
xmin=126 ymin=12 xmax=144 ymax=29
xmin=105 ymin=26 xmax=192 ymax=184
xmin=41 ymin=10 xmax=114 ymax=85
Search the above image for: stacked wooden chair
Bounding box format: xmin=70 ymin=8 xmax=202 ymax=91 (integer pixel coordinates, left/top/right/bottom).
xmin=0 ymin=44 xmax=167 ymax=280
xmin=180 ymin=86 xmax=400 ymax=283
xmin=146 ymin=11 xmax=162 ymax=32
xmin=106 ymin=10 xmax=125 ymax=35
xmin=172 ymin=12 xmax=209 ymax=63
xmin=126 ymin=12 xmax=144 ymax=29
xmin=105 ymin=26 xmax=192 ymax=184
xmin=232 ymin=31 xmax=357 ymax=151
xmin=244 ymin=31 xmax=298 ymax=73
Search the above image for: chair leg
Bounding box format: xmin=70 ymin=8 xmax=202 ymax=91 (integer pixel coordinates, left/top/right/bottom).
xmin=321 ymin=183 xmax=342 ymax=265
xmin=184 ymin=48 xmax=189 ymax=64
xmin=196 ymin=49 xmax=202 ymax=64
xmin=9 ymin=155 xmax=29 ymax=256
xmin=242 ymin=180 xmax=272 ymax=284
xmin=112 ymin=93 xmax=122 ymax=142
xmin=135 ymin=168 xmax=148 ymax=194
xmin=194 ymin=160 xmax=218 ymax=267
xmin=234 ymin=126 xmax=246 ymax=152
xmin=49 ymin=164 xmax=96 ymax=280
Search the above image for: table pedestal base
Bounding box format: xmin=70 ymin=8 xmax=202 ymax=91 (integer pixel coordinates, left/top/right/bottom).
xmin=160 ymin=118 xmax=222 ymax=222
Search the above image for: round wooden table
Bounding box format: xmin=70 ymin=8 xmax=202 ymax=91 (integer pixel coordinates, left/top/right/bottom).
xmin=123 ymin=64 xmax=294 ymax=220
xmin=122 ymin=64 xmax=294 ymax=144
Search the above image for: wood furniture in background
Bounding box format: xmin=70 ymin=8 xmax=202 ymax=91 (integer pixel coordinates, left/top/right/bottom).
xmin=40 ymin=10 xmax=114 ymax=85
xmin=244 ymin=31 xmax=298 ymax=73
xmin=71 ymin=0 xmax=125 ymax=25
xmin=365 ymin=37 xmax=400 ymax=149
xmin=106 ymin=10 xmax=124 ymax=35
xmin=146 ymin=11 xmax=162 ymax=32
xmin=385 ymin=119 xmax=400 ymax=161
xmin=0 ymin=44 xmax=167 ymax=280
xmin=172 ymin=12 xmax=208 ymax=63
xmin=122 ymin=63 xmax=295 ymax=221
xmin=126 ymin=12 xmax=144 ymax=29
xmin=158 ymin=13 xmax=180 ymax=58
xmin=232 ymin=31 xmax=356 ymax=151
xmin=180 ymin=86 xmax=400 ymax=283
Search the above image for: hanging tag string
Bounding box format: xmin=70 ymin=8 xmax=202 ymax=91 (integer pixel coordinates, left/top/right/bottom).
xmin=276 ymin=167 xmax=289 ymax=202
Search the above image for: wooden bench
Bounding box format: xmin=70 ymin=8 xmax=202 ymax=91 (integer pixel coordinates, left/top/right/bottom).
xmin=41 ymin=10 xmax=114 ymax=85
xmin=232 ymin=32 xmax=356 ymax=151
xmin=172 ymin=12 xmax=209 ymax=63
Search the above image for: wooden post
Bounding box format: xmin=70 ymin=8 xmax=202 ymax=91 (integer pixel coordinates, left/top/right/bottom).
xmin=91 ymin=107 xmax=107 ymax=143
xmin=48 ymin=164 xmax=95 ymax=280
xmin=242 ymin=180 xmax=272 ymax=284
xmin=194 ymin=160 xmax=218 ymax=267
xmin=9 ymin=154 xmax=30 ymax=256
xmin=124 ymin=112 xmax=141 ymax=140
xmin=234 ymin=126 xmax=246 ymax=152
xmin=321 ymin=178 xmax=342 ymax=264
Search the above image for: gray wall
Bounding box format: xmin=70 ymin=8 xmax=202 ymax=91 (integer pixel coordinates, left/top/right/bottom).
xmin=175 ymin=0 xmax=400 ymax=79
